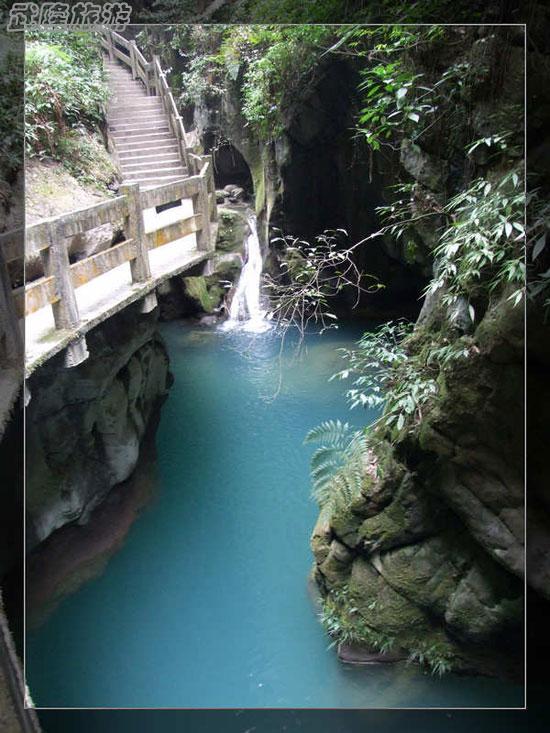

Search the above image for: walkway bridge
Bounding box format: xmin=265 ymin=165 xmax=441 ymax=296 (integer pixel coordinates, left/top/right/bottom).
xmin=0 ymin=29 xmax=219 ymax=419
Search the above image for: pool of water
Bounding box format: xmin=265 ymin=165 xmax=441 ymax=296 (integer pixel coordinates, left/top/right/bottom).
xmin=26 ymin=322 xmax=524 ymax=708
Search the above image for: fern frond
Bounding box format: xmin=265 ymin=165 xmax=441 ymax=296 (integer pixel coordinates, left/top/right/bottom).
xmin=304 ymin=419 xmax=352 ymax=447
xmin=307 ymin=422 xmax=370 ymax=509
xmin=310 ymin=446 xmax=345 ymax=470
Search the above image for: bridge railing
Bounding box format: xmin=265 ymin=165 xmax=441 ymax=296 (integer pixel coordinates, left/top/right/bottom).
xmin=98 ymin=29 xmax=200 ymax=175
xmin=0 ymin=157 xmax=217 ymax=369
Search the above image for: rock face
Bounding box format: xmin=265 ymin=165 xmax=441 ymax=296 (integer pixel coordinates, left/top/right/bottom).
xmin=25 ymin=306 xmax=170 ymax=549
xmin=312 ymin=295 xmax=524 ymax=676
xmin=307 ymin=26 xmax=527 ymax=678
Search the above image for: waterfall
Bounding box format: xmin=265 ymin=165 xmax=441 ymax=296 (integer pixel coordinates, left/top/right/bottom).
xmin=222 ymin=212 xmax=270 ymax=333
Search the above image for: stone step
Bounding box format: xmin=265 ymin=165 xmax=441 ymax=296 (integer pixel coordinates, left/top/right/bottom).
xmin=109 ymin=113 xmax=167 ymax=125
xmin=117 ymin=143 xmax=180 ymax=159
xmin=115 ymin=137 xmax=178 ymax=150
xmin=110 ymin=83 xmax=146 ymax=91
xmin=109 ymin=85 xmax=148 ymax=93
xmin=108 ymin=100 xmax=162 ymax=112
xmin=109 ymin=92 xmax=149 ymax=101
xmin=113 ymin=132 xmax=177 ymax=148
xmin=111 ymin=127 xmax=171 ymax=142
xmin=121 ymin=164 xmax=187 ymax=178
xmin=120 ymin=157 xmax=181 ymax=172
xmin=109 ymin=101 xmax=163 ymax=111
xmin=122 ymin=174 xmax=188 ymax=186
xmin=109 ymin=119 xmax=170 ymax=132
xmin=119 ymin=148 xmax=181 ymax=162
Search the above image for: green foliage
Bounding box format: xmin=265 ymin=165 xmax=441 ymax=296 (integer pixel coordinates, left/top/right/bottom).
xmin=264 ymin=229 xmax=382 ymax=338
xmin=407 ymin=640 xmax=454 ymax=677
xmin=304 ymin=420 xmax=369 ymax=509
xmin=527 ymin=187 xmax=550 ymax=317
xmin=426 ymin=170 xmax=525 ymax=309
xmin=0 ymin=41 xmax=23 ymax=175
xmin=343 ymin=25 xmax=465 ymax=151
xmin=332 ymin=321 xmax=438 ymax=439
xmin=320 ymin=585 xmax=454 ymax=675
xmin=320 ymin=585 xmax=396 ymax=653
xmin=25 ymin=31 xmax=108 ymax=158
xmin=219 ymin=26 xmax=333 ymax=139
xmin=55 ymin=129 xmax=117 ymax=189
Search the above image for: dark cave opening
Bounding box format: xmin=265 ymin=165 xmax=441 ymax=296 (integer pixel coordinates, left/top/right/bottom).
xmin=206 ymin=136 xmax=254 ymax=193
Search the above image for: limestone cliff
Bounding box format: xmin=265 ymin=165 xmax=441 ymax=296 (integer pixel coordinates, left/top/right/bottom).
xmin=25 ymin=306 xmax=170 ymax=549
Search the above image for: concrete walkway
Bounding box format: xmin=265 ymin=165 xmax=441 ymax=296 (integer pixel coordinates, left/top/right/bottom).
xmin=25 ymin=198 xmax=209 ymax=376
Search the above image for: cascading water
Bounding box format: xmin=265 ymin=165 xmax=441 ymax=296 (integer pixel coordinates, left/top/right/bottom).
xmin=223 ymin=212 xmax=270 ymax=333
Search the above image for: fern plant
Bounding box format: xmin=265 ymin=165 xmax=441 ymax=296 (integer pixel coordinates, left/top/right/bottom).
xmin=304 ymin=420 xmax=370 ymax=509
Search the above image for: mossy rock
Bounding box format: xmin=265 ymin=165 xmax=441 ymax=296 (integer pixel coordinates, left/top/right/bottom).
xmin=319 ymin=539 xmax=354 ymax=588
xmin=182 ymin=275 xmax=224 ymax=314
xmin=444 ymin=557 xmax=523 ymax=642
xmin=349 ymin=557 xmax=431 ymax=636
xmin=374 ymin=533 xmax=472 ymax=618
xmin=310 ymin=503 xmax=333 ymax=564
xmin=329 ymin=502 xmax=364 ymax=548
xmin=358 ymin=469 xmax=444 ymax=554
xmin=216 ymin=207 xmax=249 ymax=254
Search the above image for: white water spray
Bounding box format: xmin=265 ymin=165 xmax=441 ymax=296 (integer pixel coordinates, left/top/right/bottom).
xmin=223 ymin=212 xmax=270 ymax=333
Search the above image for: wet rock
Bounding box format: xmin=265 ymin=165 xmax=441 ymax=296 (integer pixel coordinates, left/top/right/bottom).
xmin=216 ymin=206 xmax=249 ymax=254
xmin=338 ymin=643 xmax=407 ymax=665
xmin=197 ymin=314 xmax=219 ymax=327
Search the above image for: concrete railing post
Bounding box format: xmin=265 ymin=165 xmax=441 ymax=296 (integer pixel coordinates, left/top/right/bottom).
xmin=130 ymin=40 xmax=138 ymax=79
xmin=107 ymin=31 xmax=115 ymax=62
xmin=0 ymin=243 xmax=23 ymax=363
xmin=121 ymin=183 xmax=151 ymax=283
xmin=195 ymin=170 xmax=212 ymax=252
xmin=42 ymin=221 xmax=88 ymax=367
xmin=203 ymin=154 xmax=218 ymax=224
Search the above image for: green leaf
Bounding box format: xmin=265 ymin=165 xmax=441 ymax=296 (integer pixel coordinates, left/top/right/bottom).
xmin=407 ymin=112 xmax=420 ymax=123
xmin=533 ymin=236 xmax=546 ymax=261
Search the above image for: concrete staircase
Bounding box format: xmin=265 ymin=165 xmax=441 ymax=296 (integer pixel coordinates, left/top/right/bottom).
xmin=104 ymin=59 xmax=188 ymax=188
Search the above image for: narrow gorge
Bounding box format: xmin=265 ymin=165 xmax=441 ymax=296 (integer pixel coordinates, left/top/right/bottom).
xmin=0 ymin=20 xmax=544 ymax=713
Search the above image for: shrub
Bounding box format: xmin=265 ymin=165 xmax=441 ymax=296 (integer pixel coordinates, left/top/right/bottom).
xmin=25 ymin=31 xmax=108 ymax=158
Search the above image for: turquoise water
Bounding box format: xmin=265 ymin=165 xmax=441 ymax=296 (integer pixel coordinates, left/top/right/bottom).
xmin=26 ymin=323 xmax=523 ymax=708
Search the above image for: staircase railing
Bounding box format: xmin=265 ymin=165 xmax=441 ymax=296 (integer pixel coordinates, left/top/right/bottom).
xmin=1 ymin=158 xmax=218 ymax=374
xmin=99 ymin=28 xmax=199 ymax=177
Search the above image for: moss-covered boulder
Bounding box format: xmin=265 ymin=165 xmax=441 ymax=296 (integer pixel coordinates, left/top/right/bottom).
xmin=182 ymin=275 xmax=225 ymax=314
xmin=350 ymin=557 xmax=429 ymax=636
xmin=216 ymin=206 xmax=250 ymax=254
